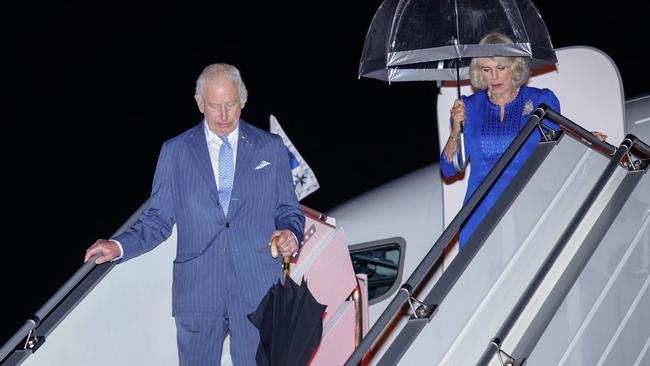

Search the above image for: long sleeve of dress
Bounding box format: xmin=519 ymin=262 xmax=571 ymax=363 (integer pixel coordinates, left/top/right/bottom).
xmin=440 ymin=96 xmax=470 ymax=178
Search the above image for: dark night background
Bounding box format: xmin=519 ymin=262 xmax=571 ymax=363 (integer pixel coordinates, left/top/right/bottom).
xmin=2 ymin=0 xmax=647 ymax=346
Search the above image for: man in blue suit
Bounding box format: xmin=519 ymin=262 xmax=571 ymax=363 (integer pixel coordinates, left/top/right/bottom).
xmin=85 ymin=63 xmax=305 ymax=365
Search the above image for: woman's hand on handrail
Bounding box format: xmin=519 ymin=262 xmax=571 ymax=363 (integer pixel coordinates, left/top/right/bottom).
xmin=591 ymin=131 xmax=608 ymax=142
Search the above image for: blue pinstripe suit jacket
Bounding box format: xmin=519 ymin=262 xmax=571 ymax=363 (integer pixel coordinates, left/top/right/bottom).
xmin=115 ymin=119 xmax=305 ymax=314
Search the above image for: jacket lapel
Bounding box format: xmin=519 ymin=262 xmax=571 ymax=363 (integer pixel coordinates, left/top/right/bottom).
xmin=228 ymin=120 xmax=256 ymax=218
xmin=186 ymin=122 xmax=221 ymax=206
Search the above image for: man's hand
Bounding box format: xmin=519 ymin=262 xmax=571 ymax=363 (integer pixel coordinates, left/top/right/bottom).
xmin=85 ymin=239 xmax=121 ymax=264
xmin=269 ymin=230 xmax=298 ymax=258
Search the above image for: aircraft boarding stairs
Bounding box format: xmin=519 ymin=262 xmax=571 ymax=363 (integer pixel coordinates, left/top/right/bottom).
xmin=1 ymin=206 xmax=368 ymax=366
xmin=346 ymin=105 xmax=650 ymax=366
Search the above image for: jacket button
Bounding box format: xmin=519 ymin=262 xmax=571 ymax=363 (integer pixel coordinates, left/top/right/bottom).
xmin=225 ymin=222 xmax=231 ymax=228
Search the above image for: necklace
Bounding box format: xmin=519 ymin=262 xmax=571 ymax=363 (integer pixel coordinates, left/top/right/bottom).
xmin=487 ymin=87 xmax=521 ymax=106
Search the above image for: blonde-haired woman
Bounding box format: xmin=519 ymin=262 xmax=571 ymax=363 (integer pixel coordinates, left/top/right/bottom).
xmin=441 ymin=32 xmax=561 ymax=249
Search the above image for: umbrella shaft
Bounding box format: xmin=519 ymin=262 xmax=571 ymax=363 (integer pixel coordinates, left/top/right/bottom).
xmin=456 ymin=64 xmax=461 ymax=100
xmin=283 ymin=259 xmax=290 ymax=281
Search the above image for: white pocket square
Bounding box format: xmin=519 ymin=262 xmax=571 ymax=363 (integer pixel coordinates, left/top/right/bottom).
xmin=254 ymin=160 xmax=271 ymax=170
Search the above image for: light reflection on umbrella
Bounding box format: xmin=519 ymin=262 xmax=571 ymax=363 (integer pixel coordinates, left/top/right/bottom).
xmin=359 ymin=0 xmax=557 ymax=95
xmin=359 ymin=0 xmax=558 ymax=171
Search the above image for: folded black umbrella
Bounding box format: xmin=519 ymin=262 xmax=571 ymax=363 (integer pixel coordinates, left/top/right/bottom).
xmin=248 ymin=276 xmax=327 ymax=366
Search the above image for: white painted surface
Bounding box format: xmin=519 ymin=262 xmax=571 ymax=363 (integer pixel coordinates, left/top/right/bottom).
xmin=23 ymin=229 xmax=182 ymax=366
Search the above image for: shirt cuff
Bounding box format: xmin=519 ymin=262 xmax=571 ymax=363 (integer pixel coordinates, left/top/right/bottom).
xmin=291 ymin=232 xmax=300 ymax=258
xmin=108 ymin=239 xmax=124 ymax=261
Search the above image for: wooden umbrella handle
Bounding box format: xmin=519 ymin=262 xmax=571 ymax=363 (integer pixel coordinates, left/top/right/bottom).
xmin=270 ymin=236 xmax=280 ymax=258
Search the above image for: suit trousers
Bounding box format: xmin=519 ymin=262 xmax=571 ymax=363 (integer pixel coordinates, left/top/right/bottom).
xmin=174 ymin=245 xmax=260 ymax=366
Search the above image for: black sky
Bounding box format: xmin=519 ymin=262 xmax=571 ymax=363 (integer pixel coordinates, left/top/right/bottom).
xmin=2 ymin=0 xmax=648 ymax=346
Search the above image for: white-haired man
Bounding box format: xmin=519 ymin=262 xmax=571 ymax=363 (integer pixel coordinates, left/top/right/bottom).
xmin=85 ymin=63 xmax=304 ymax=365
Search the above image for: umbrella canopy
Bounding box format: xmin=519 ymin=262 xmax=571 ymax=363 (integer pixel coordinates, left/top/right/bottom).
xmin=359 ymin=0 xmax=556 ymax=83
xmin=248 ymin=277 xmax=327 ymax=366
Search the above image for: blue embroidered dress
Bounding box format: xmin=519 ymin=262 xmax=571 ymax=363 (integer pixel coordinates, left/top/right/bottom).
xmin=440 ymin=86 xmax=561 ymax=249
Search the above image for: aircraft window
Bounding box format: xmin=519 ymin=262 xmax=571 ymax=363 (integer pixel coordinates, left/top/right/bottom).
xmin=349 ymin=237 xmax=405 ymax=305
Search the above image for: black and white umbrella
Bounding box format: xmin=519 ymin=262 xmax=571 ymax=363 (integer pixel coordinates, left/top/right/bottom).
xmin=359 ymin=0 xmax=557 ymax=97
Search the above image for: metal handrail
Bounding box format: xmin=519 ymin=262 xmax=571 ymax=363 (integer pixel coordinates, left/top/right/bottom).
xmin=345 ymin=107 xmax=555 ymax=366
xmin=345 ymin=105 xmax=634 ymax=366
xmin=0 ymin=260 xmax=98 ymax=362
xmin=0 ymin=200 xmax=148 ymax=363
xmin=476 ymin=137 xmax=634 ymax=365
xmin=542 ymin=106 xmax=617 ymax=157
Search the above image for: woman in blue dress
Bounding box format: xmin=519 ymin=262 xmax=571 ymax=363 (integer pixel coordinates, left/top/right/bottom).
xmin=440 ymin=32 xmax=562 ymax=250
